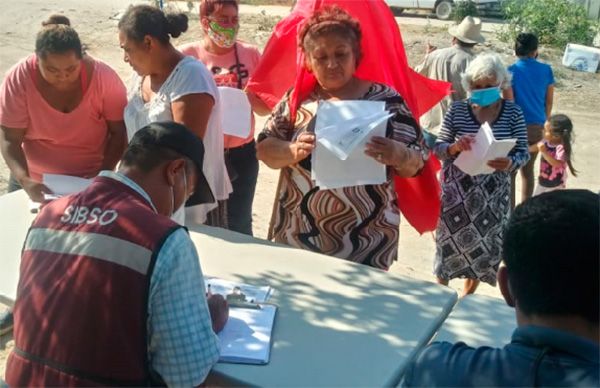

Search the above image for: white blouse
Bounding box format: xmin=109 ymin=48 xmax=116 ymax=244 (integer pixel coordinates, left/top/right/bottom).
xmin=124 ymin=56 xmax=232 ymax=224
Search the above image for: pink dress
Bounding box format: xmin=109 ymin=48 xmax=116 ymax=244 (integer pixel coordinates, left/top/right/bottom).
xmin=0 ymin=54 xmax=127 ymax=181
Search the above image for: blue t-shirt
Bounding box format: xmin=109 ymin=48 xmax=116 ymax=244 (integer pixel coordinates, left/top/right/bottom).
xmin=509 ymin=58 xmax=555 ymax=125
xmin=402 ymin=325 xmax=599 ymax=387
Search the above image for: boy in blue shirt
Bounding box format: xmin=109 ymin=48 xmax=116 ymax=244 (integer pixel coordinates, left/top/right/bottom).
xmin=505 ymin=33 xmax=555 ymax=206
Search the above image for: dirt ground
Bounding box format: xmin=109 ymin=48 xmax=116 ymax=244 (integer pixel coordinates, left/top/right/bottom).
xmin=1 ymin=0 xmax=599 ymax=379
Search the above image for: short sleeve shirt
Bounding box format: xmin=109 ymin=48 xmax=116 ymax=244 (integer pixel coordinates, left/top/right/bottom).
xmin=0 ymin=55 xmax=127 ymax=180
xmin=402 ymin=325 xmax=599 ymax=387
xmin=538 ymin=140 xmax=567 ymax=187
xmin=124 ymin=56 xmax=232 ymax=222
xmin=509 ymin=58 xmax=555 ymax=125
xmin=179 ymin=41 xmax=261 ymax=149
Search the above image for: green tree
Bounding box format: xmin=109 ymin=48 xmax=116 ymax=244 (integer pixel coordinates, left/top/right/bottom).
xmin=451 ymin=1 xmax=479 ymax=24
xmin=500 ymin=0 xmax=596 ymax=47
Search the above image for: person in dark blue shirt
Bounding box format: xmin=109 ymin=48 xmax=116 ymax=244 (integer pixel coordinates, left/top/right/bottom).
xmin=403 ymin=189 xmax=599 ymax=387
xmin=506 ymin=33 xmax=555 ymax=207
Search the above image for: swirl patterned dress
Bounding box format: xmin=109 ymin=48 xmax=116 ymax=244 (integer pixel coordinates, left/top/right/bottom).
xmin=433 ymin=100 xmax=529 ymax=285
xmin=259 ymin=83 xmax=423 ymax=270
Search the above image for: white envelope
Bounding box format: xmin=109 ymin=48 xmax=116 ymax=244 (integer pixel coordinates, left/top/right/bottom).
xmin=312 ymin=100 xmax=387 ymax=190
xmin=218 ymin=86 xmax=252 ymax=138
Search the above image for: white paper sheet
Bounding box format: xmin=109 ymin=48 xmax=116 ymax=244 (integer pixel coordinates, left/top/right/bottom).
xmin=42 ymin=174 xmax=93 ymax=199
xmin=454 ymin=122 xmax=517 ymax=176
xmin=218 ymin=304 xmax=277 ymax=365
xmin=312 ymin=101 xmax=387 ymax=189
xmin=317 ymin=111 xmax=394 ymax=160
xmin=218 ymin=86 xmax=252 ymax=138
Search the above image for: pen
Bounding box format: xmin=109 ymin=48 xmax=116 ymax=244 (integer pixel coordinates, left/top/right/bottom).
xmin=228 ymin=302 xmax=262 ymax=310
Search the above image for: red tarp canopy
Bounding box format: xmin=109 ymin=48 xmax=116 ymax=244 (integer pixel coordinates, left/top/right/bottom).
xmin=247 ymin=0 xmax=450 ymax=233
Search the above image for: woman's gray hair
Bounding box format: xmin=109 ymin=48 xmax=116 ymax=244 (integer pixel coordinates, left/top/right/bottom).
xmin=461 ymin=52 xmax=512 ymax=91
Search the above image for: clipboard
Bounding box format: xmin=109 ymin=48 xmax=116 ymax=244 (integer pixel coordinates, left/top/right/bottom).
xmin=218 ymin=303 xmax=278 ymax=365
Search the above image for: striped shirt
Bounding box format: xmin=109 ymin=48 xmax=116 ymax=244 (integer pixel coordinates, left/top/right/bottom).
xmin=434 ymin=100 xmax=529 ymax=171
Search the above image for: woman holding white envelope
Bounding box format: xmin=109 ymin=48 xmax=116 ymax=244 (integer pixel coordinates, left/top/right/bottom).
xmin=256 ymin=6 xmax=427 ymax=270
xmin=432 ymin=53 xmax=529 ymax=295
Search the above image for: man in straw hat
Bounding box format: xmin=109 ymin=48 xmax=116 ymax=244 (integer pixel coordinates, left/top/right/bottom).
xmin=415 ymin=16 xmax=485 ymax=147
xmin=5 ymin=121 xmax=229 ymax=387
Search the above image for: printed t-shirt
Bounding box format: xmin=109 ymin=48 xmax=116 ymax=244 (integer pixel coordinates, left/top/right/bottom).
xmin=509 ymin=58 xmax=555 ymax=125
xmin=124 ymin=56 xmax=232 ymax=223
xmin=179 ymin=41 xmax=261 ymax=149
xmin=0 ymin=54 xmax=127 ymax=181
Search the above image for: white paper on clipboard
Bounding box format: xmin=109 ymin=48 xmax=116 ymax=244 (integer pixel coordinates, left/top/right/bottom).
xmin=218 ymin=86 xmax=252 ymax=138
xmin=311 ymin=100 xmax=388 ymax=189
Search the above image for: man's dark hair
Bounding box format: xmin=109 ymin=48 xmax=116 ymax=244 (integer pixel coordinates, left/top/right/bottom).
xmin=515 ymin=32 xmax=538 ymax=57
xmin=455 ymin=39 xmax=476 ymax=48
xmin=121 ymin=143 xmax=191 ymax=173
xmin=503 ymin=189 xmax=599 ymax=323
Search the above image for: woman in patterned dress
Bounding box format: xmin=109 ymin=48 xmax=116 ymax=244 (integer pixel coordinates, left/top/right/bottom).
xmin=433 ymin=53 xmax=529 ymax=295
xmin=256 ymin=6 xmax=427 ymax=270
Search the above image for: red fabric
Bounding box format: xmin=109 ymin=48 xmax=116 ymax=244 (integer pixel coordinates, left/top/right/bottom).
xmin=247 ymin=0 xmax=448 ymax=233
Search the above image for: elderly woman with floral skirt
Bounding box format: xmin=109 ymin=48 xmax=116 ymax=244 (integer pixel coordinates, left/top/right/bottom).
xmin=433 ymin=53 xmax=529 ymax=295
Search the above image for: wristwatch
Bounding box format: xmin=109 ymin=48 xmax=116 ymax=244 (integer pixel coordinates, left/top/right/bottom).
xmin=408 ymin=142 xmax=430 ymax=162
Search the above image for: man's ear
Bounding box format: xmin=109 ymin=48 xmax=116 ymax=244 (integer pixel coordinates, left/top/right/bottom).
xmin=498 ymin=266 xmax=515 ymax=307
xmin=165 ymin=159 xmax=186 ymax=187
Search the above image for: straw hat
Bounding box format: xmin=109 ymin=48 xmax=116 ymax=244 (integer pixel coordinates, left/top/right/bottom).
xmin=448 ymin=16 xmax=485 ymax=44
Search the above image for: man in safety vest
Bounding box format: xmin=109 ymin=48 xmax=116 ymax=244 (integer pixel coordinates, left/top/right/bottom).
xmin=6 ymin=121 xmax=229 ymax=386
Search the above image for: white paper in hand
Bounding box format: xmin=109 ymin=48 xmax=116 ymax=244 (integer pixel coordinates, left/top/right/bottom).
xmin=454 ymin=122 xmax=517 ymax=176
xmin=312 ymin=100 xmax=387 ymax=189
xmin=42 ymin=174 xmax=93 ymax=199
xmin=318 ymin=111 xmax=394 ymax=160
xmin=219 ymin=86 xmax=252 ymax=138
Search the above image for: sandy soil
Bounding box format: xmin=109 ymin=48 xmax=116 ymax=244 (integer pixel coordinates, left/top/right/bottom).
xmin=1 ymin=1 xmax=599 ymax=379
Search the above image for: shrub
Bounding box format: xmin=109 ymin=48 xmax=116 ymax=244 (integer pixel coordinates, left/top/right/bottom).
xmin=500 ymin=0 xmax=596 ymax=48
xmin=451 ymin=1 xmax=479 ymax=24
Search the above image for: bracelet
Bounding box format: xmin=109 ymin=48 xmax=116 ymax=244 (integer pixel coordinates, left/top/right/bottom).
xmin=393 ymin=146 xmax=426 ymax=176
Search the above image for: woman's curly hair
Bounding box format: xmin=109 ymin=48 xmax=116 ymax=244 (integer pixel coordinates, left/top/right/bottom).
xmin=298 ymin=5 xmax=362 ymax=63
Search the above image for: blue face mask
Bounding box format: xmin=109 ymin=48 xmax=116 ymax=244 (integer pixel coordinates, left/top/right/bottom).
xmin=469 ymin=86 xmax=501 ymax=107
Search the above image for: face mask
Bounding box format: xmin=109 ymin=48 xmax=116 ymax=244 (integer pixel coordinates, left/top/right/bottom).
xmin=469 ymin=86 xmax=501 ymax=107
xmin=207 ymin=20 xmax=238 ymax=49
xmin=170 ymin=169 xmax=188 ymax=225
